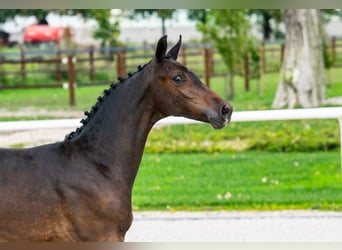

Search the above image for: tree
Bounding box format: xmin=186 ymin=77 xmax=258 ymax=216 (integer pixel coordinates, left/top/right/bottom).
xmin=86 ymin=10 xmax=120 ymax=48
xmin=130 ymin=9 xmax=176 ymax=36
xmin=272 ymin=9 xmax=325 ymax=108
xmin=248 ymin=9 xmax=282 ymax=40
xmin=187 ymin=9 xmax=208 ymax=25
xmin=197 ymin=9 xmax=257 ymax=99
xmin=0 ymin=10 xmax=50 ymax=24
xmin=0 ymin=10 xmax=119 ymax=48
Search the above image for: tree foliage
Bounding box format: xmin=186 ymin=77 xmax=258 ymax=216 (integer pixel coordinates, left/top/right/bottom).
xmin=130 ymin=9 xmax=176 ymax=35
xmin=248 ymin=9 xmax=282 ymax=40
xmin=197 ymin=9 xmax=258 ymax=99
xmin=87 ymin=10 xmax=120 ymax=48
xmin=0 ymin=10 xmax=51 ymax=23
xmin=0 ymin=10 xmax=119 ymax=48
xmin=187 ymin=9 xmax=208 ymax=24
xmin=198 ymin=10 xmax=251 ymax=71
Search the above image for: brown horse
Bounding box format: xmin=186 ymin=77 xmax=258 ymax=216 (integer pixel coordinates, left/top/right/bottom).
xmin=0 ymin=35 xmax=233 ymax=241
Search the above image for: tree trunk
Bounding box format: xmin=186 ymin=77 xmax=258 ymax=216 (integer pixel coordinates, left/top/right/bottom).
xmin=161 ymin=18 xmax=166 ymax=36
xmin=226 ymin=69 xmax=235 ymax=100
xmin=272 ymin=9 xmax=325 ymax=108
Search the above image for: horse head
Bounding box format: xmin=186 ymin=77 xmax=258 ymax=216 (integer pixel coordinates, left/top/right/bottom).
xmin=149 ymin=35 xmax=233 ymax=129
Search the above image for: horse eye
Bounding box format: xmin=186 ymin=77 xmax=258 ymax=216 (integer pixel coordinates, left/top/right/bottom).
xmin=172 ymin=75 xmax=183 ymax=84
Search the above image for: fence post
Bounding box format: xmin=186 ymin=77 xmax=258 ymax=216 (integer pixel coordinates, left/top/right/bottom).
xmin=67 ymin=55 xmax=75 ymax=106
xmin=204 ymin=47 xmax=212 ymax=87
xmin=260 ymin=41 xmax=266 ymax=74
xmin=89 ymin=45 xmax=95 ymax=81
xmin=181 ymin=45 xmax=187 ymax=65
xmin=280 ymin=43 xmax=285 ymax=65
xmin=338 ymin=117 xmax=342 ymax=176
xmin=116 ymin=50 xmax=127 ymax=77
xmin=143 ymin=41 xmax=148 ymax=56
xmin=56 ymin=45 xmax=62 ymax=83
xmin=331 ymin=36 xmax=336 ymax=66
xmin=244 ymin=51 xmax=250 ymax=92
xmin=20 ymin=45 xmax=26 ymax=80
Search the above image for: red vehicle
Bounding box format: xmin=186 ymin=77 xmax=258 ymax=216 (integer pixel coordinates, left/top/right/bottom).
xmin=24 ymin=24 xmax=64 ymax=43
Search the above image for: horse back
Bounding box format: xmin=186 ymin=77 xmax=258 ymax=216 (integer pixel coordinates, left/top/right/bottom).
xmin=0 ymin=142 xmax=65 ymax=176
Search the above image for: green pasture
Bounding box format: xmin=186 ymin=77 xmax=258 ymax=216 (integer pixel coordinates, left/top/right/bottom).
xmin=133 ymin=152 xmax=342 ymax=211
xmin=0 ymin=62 xmax=342 ymax=211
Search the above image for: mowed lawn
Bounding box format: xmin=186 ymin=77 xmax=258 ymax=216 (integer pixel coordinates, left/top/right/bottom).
xmin=133 ymin=151 xmax=342 ymax=211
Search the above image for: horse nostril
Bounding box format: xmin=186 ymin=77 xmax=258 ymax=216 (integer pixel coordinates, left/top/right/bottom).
xmin=221 ymin=105 xmax=231 ymax=117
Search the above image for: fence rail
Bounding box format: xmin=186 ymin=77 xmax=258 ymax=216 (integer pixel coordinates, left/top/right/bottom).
xmin=1 ymin=37 xmax=342 ymax=105
xmin=1 ymin=107 xmax=342 ymax=174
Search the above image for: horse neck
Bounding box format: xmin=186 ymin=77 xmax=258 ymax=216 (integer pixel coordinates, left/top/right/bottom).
xmin=67 ymin=72 xmax=163 ymax=186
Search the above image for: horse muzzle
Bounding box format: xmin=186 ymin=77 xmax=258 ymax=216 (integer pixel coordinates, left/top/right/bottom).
xmin=208 ymin=104 xmax=233 ymax=129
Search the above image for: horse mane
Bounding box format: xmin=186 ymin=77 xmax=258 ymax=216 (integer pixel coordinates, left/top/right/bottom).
xmin=65 ymin=62 xmax=151 ymax=141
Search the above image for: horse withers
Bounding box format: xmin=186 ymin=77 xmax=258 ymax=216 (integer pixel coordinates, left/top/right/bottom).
xmin=0 ymin=35 xmax=233 ymax=241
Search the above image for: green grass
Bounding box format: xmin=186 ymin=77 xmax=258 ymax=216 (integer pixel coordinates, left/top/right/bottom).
xmin=133 ymin=152 xmax=342 ymax=211
xmin=0 ymin=116 xmax=64 ymax=122
xmin=0 ymin=86 xmax=106 ymax=111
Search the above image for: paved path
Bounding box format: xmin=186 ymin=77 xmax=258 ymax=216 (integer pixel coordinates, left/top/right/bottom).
xmin=125 ymin=211 xmax=342 ymax=242
xmin=0 ymin=109 xmax=80 ymax=147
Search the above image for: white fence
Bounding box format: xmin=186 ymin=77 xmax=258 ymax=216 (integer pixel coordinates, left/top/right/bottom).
xmin=1 ymin=107 xmax=342 ymax=173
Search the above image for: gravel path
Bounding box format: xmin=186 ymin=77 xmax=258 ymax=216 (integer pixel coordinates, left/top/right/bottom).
xmin=0 ymin=128 xmax=72 ymax=147
xmin=0 ymin=109 xmax=80 ymax=148
xmin=125 ymin=211 xmax=342 ymax=242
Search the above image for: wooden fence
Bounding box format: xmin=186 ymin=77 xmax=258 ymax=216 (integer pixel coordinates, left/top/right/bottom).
xmin=1 ymin=37 xmax=342 ymax=106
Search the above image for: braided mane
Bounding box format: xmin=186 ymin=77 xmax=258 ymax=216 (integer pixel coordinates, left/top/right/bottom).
xmin=65 ymin=62 xmax=150 ymax=141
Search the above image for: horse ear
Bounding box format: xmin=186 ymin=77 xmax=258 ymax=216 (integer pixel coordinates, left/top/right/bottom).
xmin=166 ymin=35 xmax=182 ymax=60
xmin=155 ymin=35 xmax=168 ymax=63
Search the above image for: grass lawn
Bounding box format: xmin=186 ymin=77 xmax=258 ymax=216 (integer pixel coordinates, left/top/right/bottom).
xmin=0 ymin=86 xmax=105 ymax=111
xmin=134 ymin=151 xmax=342 ymax=211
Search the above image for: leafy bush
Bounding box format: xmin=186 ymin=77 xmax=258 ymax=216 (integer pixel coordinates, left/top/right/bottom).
xmin=144 ymin=119 xmax=340 ymax=153
xmin=249 ymin=125 xmax=339 ymax=152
